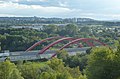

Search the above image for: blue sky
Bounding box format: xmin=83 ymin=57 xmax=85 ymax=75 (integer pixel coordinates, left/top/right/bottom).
xmin=0 ymin=0 xmax=120 ymax=20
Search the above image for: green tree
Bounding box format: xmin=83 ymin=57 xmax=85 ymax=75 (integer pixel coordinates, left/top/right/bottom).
xmin=42 ymin=24 xmax=58 ymax=34
xmin=0 ymin=60 xmax=23 ymax=79
xmin=60 ymin=53 xmax=88 ymax=71
xmin=47 ymin=58 xmax=65 ymax=72
xmin=0 ymin=34 xmax=6 ymax=51
xmin=86 ymin=47 xmax=120 ymax=79
xmin=9 ymin=69 xmax=24 ymax=79
xmin=0 ymin=42 xmax=1 ymax=51
xmin=40 ymin=72 xmax=56 ymax=79
xmin=80 ymin=27 xmax=91 ymax=33
xmin=56 ymin=71 xmax=73 ymax=79
xmin=18 ymin=62 xmax=41 ymax=79
xmin=66 ymin=66 xmax=81 ymax=79
xmin=64 ymin=24 xmax=78 ymax=36
xmin=57 ymin=50 xmax=69 ymax=60
xmin=47 ymin=58 xmax=87 ymax=79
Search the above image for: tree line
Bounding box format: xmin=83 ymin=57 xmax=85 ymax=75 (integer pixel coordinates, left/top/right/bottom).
xmin=0 ymin=45 xmax=120 ymax=79
xmin=0 ymin=24 xmax=116 ymax=52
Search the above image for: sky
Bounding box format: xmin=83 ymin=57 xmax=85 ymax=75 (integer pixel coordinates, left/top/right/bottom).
xmin=0 ymin=0 xmax=120 ymax=20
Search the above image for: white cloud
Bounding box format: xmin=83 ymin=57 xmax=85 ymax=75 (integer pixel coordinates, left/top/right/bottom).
xmin=0 ymin=1 xmax=119 ymax=20
xmin=0 ymin=1 xmax=74 ymax=17
xmin=0 ymin=0 xmax=48 ymax=2
xmin=32 ymin=0 xmax=47 ymax=1
xmin=78 ymin=13 xmax=120 ymax=20
xmin=0 ymin=0 xmax=120 ymax=20
xmin=59 ymin=1 xmax=68 ymax=7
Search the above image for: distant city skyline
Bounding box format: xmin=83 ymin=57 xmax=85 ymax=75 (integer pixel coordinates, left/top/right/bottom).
xmin=0 ymin=0 xmax=120 ymax=20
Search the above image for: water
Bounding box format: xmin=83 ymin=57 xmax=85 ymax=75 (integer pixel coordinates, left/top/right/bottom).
xmin=10 ymin=25 xmax=43 ymax=30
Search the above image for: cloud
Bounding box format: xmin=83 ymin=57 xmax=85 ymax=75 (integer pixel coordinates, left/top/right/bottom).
xmin=0 ymin=0 xmax=48 ymax=2
xmin=0 ymin=1 xmax=75 ymax=17
xmin=26 ymin=0 xmax=47 ymax=2
xmin=0 ymin=0 xmax=120 ymax=20
xmin=78 ymin=13 xmax=120 ymax=20
xmin=58 ymin=1 xmax=68 ymax=7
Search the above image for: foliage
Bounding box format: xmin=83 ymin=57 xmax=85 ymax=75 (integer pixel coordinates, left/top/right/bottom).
xmin=57 ymin=49 xmax=69 ymax=60
xmin=42 ymin=24 xmax=58 ymax=34
xmin=0 ymin=60 xmax=23 ymax=79
xmin=1 ymin=45 xmax=120 ymax=79
xmin=58 ymin=51 xmax=88 ymax=71
xmin=64 ymin=24 xmax=78 ymax=36
xmin=80 ymin=27 xmax=91 ymax=33
xmin=86 ymin=47 xmax=120 ymax=79
xmin=18 ymin=62 xmax=44 ymax=79
xmin=47 ymin=58 xmax=87 ymax=79
xmin=0 ymin=23 xmax=117 ymax=51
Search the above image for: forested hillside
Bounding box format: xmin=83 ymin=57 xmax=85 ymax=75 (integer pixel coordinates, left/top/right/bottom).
xmin=0 ymin=24 xmax=117 ymax=52
xmin=0 ymin=45 xmax=120 ymax=79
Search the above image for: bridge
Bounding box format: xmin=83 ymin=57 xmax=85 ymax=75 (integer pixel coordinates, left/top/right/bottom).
xmin=0 ymin=37 xmax=107 ymax=62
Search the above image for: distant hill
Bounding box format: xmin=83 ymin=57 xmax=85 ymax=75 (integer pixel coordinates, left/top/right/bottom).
xmin=0 ymin=17 xmax=120 ymax=27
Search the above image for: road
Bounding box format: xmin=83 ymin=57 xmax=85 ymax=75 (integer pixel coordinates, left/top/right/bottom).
xmin=0 ymin=47 xmax=90 ymax=62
